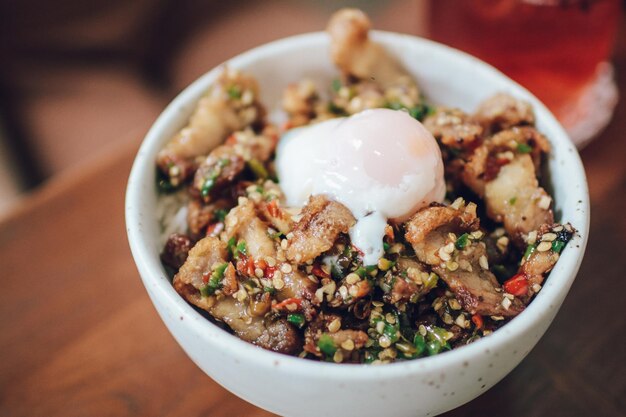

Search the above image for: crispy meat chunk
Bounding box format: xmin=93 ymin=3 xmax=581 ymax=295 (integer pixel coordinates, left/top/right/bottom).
xmin=210 ymin=297 xmax=302 ymax=354
xmin=520 ymin=223 xmax=574 ymax=292
xmin=172 ymin=236 xmax=301 ymax=354
xmin=405 ymin=204 xmax=479 ymax=266
xmin=485 ymin=155 xmax=554 ymax=245
xmin=161 ymin=233 xmax=194 ymax=271
xmin=327 ymin=9 xmax=414 ymax=90
xmin=474 ymin=93 xmax=535 ymax=132
xmin=157 ymin=69 xmax=265 ymax=186
xmin=282 ymin=79 xmax=320 ymax=127
xmin=405 ymin=204 xmax=524 ymax=317
xmin=192 ymin=145 xmax=246 ymax=203
xmin=423 ymin=107 xmax=484 ymax=151
xmin=286 ymin=195 xmax=356 ymax=263
xmin=223 ymin=199 xmax=276 ymax=259
xmin=172 ymin=236 xmax=228 ymax=310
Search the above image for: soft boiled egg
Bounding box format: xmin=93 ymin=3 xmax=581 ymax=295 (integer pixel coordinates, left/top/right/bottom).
xmin=276 ymin=108 xmax=446 ymax=265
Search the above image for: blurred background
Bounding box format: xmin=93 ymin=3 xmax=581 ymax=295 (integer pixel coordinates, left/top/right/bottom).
xmin=0 ymin=0 xmax=428 ymax=216
xmin=0 ymin=0 xmax=622 ymax=216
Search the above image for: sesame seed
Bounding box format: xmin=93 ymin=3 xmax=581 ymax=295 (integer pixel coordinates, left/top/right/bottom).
xmin=537 ymin=241 xmax=552 ymax=252
xmin=328 ymin=318 xmax=341 ymax=333
xmin=379 ymin=335 xmax=392 ymax=348
xmin=491 ymin=315 xmax=505 ymax=321
xmin=280 ymin=239 xmax=288 ymax=250
xmin=448 ymin=233 xmax=457 ymax=242
xmin=286 ymin=302 xmax=298 ymax=312
xmin=501 ymin=297 xmax=512 ymax=310
xmin=372 ymin=301 xmax=384 ymax=308
xmin=236 ymin=288 xmax=248 ymax=302
xmin=280 ymin=263 xmax=293 ymax=274
xmin=538 ymin=195 xmax=551 ymax=210
xmin=385 ymin=313 xmax=396 ymax=324
xmin=527 ymin=230 xmax=538 ymax=245
xmin=496 ymin=236 xmax=509 ymax=253
xmin=254 ymin=268 xmax=264 ymax=278
xmin=341 ymin=339 xmax=355 ymax=351
xmin=553 ymin=225 xmax=564 ymax=232
xmin=295 ymin=254 xmax=303 ymax=263
xmin=272 ymin=276 xmax=285 ymax=290
xmin=446 ymin=261 xmax=459 ymax=271
xmin=450 ymin=197 xmax=465 ymax=210
xmin=479 ymin=255 xmax=489 ymax=270
xmin=286 ymin=232 xmax=294 ymax=240
xmin=346 ymin=273 xmax=361 ymax=285
xmin=307 ymin=274 xmax=319 ymax=284
xmin=439 ymin=247 xmax=452 ymax=261
xmin=348 ymin=286 xmax=359 ymax=297
xmin=541 ymin=233 xmax=557 ymax=242
xmin=444 ymin=242 xmax=455 ymax=254
xmin=339 ymin=286 xmax=348 ymax=300
xmin=333 ymin=350 xmax=344 ymax=363
xmin=471 ymin=231 xmax=484 ymax=239
xmin=315 ymin=288 xmax=324 ymax=303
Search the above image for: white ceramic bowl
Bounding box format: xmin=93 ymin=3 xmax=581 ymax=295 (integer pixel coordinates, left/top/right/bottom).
xmin=126 ymin=32 xmax=589 ymax=417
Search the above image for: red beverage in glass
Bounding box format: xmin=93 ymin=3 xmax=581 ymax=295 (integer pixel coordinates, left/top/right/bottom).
xmin=427 ymin=0 xmax=621 ymax=145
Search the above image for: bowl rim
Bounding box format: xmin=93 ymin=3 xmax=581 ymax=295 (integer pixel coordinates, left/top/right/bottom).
xmin=126 ymin=30 xmax=590 ymax=379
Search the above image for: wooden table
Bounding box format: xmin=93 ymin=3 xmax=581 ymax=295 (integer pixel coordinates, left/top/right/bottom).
xmin=2 ymin=43 xmax=626 ymax=417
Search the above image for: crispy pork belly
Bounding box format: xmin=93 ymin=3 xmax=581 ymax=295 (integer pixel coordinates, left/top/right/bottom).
xmin=327 ymin=9 xmax=415 ymax=90
xmin=223 ymin=199 xmax=276 ymax=259
xmin=405 ymin=204 xmax=524 ymax=317
xmin=210 ymin=297 xmax=302 ymax=354
xmin=192 ymin=145 xmax=245 ymax=203
xmin=286 ymin=195 xmax=356 ymax=263
xmin=484 ymin=155 xmax=554 ymax=245
xmin=423 ymin=107 xmax=484 ymax=151
xmin=157 ymin=69 xmax=265 ymax=186
xmin=172 ymin=236 xmax=229 ymax=310
xmin=474 ymin=93 xmax=535 ymax=132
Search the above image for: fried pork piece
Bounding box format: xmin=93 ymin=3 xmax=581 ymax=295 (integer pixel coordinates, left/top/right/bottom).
xmin=161 ymin=233 xmax=194 ymax=270
xmin=327 ymin=8 xmax=416 ymax=90
xmin=156 ymin=69 xmax=265 ymax=186
xmin=485 ymin=155 xmax=554 ymax=245
xmin=286 ymin=195 xmax=356 ymax=263
xmin=461 ymin=126 xmax=553 ymax=245
xmin=172 ymin=236 xmax=229 ymax=311
xmin=192 ymin=145 xmax=245 ymax=203
xmin=172 ymin=236 xmax=301 ymax=354
xmin=387 ymin=258 xmax=433 ymax=304
xmin=223 ymin=198 xmax=277 ymax=259
xmin=405 ymin=204 xmax=524 ymax=317
xmin=474 ymin=93 xmax=535 ymax=132
xmin=224 ymin=198 xmax=317 ymax=302
xmin=519 ymin=223 xmax=574 ymax=294
xmin=423 ymin=107 xmax=484 ymax=151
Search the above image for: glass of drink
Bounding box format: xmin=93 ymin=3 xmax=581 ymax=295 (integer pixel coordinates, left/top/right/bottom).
xmin=426 ymin=0 xmax=621 ymax=147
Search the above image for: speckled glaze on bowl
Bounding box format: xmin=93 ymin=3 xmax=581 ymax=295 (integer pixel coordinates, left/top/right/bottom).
xmin=126 ymin=32 xmax=589 ymax=417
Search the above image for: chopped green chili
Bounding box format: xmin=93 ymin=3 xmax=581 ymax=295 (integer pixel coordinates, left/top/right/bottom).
xmin=455 ymin=233 xmax=470 ymax=250
xmin=317 ymin=334 xmax=337 ymax=356
xmin=287 ymin=313 xmax=305 ymax=328
xmin=517 ymin=143 xmax=533 ymax=153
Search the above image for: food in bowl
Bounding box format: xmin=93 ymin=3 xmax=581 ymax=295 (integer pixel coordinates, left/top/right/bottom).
xmin=156 ymin=9 xmax=575 ymax=364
